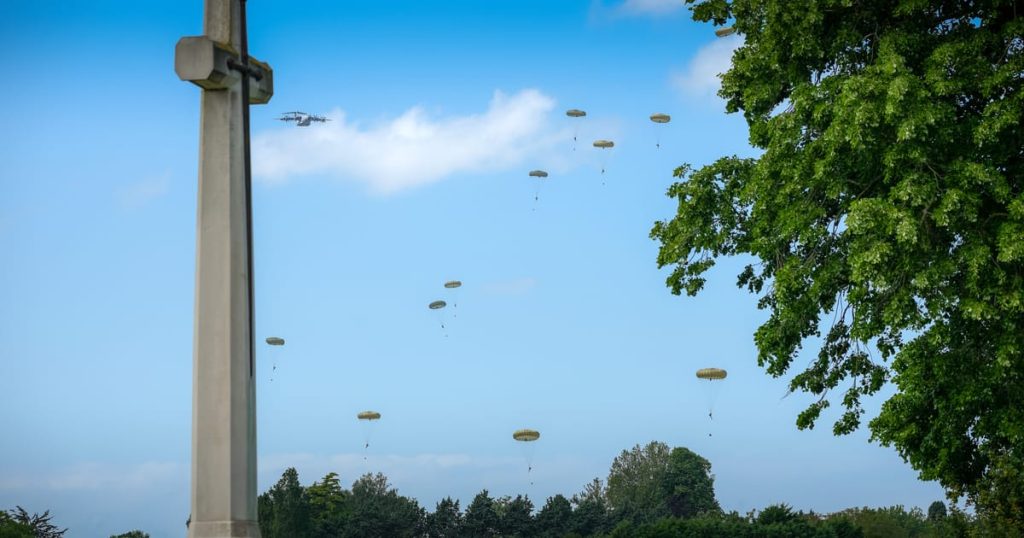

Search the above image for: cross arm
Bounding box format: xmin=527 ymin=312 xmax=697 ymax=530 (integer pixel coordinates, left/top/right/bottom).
xmin=175 ymin=36 xmax=273 ymax=104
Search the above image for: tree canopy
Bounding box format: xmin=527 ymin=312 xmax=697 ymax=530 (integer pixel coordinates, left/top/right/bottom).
xmin=653 ymin=0 xmax=1023 ymax=523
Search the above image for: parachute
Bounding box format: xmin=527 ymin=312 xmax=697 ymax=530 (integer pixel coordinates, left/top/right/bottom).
xmin=593 ymin=140 xmax=615 ymax=179
xmin=357 ymin=411 xmax=381 ymax=460
xmin=444 ymin=281 xmax=462 ymax=318
xmin=265 ymin=336 xmax=285 ymax=381
xmin=513 ymin=429 xmax=540 ymax=442
xmin=650 ymin=113 xmax=671 ymax=149
xmin=566 ymin=109 xmax=586 ymax=151
xmin=696 ymin=368 xmax=727 ymax=436
xmin=513 ymin=429 xmax=541 ymax=484
xmin=429 ymin=300 xmax=448 ymax=336
xmin=528 ymin=169 xmax=549 ymax=206
xmin=696 ymin=368 xmax=727 ymax=380
xmin=715 ymin=26 xmax=736 ymax=38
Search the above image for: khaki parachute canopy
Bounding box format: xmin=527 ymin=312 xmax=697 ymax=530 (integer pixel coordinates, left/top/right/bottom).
xmin=529 ymin=170 xmax=549 ymax=178
xmin=265 ymin=337 xmax=285 ymax=346
xmin=357 ymin=411 xmax=381 ymax=421
xmin=513 ymin=429 xmax=540 ymax=442
xmin=444 ymin=280 xmax=462 ymax=289
xmin=715 ymin=26 xmax=736 ymax=38
xmin=593 ymin=139 xmax=614 ymax=149
xmin=429 ymin=300 xmax=447 ymax=310
xmin=650 ymin=113 xmax=671 ymax=124
xmin=565 ymin=109 xmax=587 ymax=118
xmin=696 ymin=368 xmax=727 ymax=380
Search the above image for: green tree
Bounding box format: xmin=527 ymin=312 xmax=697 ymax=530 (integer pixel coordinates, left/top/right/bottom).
xmin=838 ymin=506 xmax=931 ymax=538
xmin=653 ymin=0 xmax=1024 ymax=524
xmin=345 ymin=472 xmax=424 ymax=538
xmin=109 ymin=532 xmax=149 ymax=538
xmin=606 ymin=442 xmax=672 ymax=524
xmin=495 ymin=495 xmax=534 ymax=537
xmin=0 ymin=512 xmax=33 ymax=538
xmin=426 ymin=497 xmax=462 ymax=538
xmin=756 ymin=504 xmax=799 ymax=526
xmin=462 ymin=490 xmax=500 ymax=538
xmin=4 ymin=507 xmax=66 ymax=538
xmin=306 ymin=472 xmax=350 ymax=538
xmin=926 ymin=501 xmax=947 ymax=522
xmin=535 ymin=495 xmax=573 ymax=538
xmin=662 ymin=447 xmax=720 ymax=518
xmin=258 ymin=467 xmax=312 ymax=538
xmin=570 ymin=478 xmax=610 ymax=536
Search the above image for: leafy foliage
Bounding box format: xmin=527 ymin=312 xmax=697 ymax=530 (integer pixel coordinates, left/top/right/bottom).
xmin=346 ymin=472 xmax=425 ymax=538
xmin=927 ymin=501 xmax=947 ymax=522
xmin=306 ymin=471 xmax=350 ymax=537
xmin=606 ymin=441 xmax=674 ymax=524
xmin=3 ymin=507 xmax=66 ymax=538
xmin=0 ymin=512 xmax=33 ymax=538
xmin=535 ymin=495 xmax=573 ymax=538
xmin=426 ymin=497 xmax=462 ymax=538
xmin=258 ymin=467 xmax=312 ymax=538
xmin=653 ymin=0 xmax=1024 ymax=523
xmin=570 ymin=478 xmax=611 ymax=537
xmin=495 ymin=495 xmax=534 ymax=537
xmin=663 ymin=447 xmax=721 ymax=518
xmin=109 ymin=531 xmax=149 ymax=538
xmin=462 ymin=490 xmax=500 ymax=537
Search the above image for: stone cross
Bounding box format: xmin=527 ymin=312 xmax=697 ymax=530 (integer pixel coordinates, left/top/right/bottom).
xmin=174 ymin=1 xmax=272 ymax=536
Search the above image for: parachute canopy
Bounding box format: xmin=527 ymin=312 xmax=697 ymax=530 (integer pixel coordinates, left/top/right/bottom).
xmin=529 ymin=170 xmax=549 ymax=178
xmin=444 ymin=280 xmax=462 ymax=289
xmin=265 ymin=337 xmax=285 ymax=346
xmin=696 ymin=368 xmax=728 ymax=380
xmin=593 ymin=140 xmax=614 ymax=149
xmin=650 ymin=113 xmax=671 ymax=124
xmin=565 ymin=109 xmax=586 ymax=118
xmin=513 ymin=429 xmax=540 ymax=442
xmin=429 ymin=300 xmax=447 ymax=310
xmin=715 ymin=27 xmax=736 ymax=38
xmin=357 ymin=411 xmax=381 ymax=421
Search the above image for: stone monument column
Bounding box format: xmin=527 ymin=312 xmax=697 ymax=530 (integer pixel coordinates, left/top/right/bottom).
xmin=174 ymin=1 xmax=272 ymax=536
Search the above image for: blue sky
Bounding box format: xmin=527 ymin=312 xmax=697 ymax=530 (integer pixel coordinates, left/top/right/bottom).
xmin=0 ymin=1 xmax=945 ymax=536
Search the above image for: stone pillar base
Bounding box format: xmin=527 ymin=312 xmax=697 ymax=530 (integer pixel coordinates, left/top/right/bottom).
xmin=188 ymin=520 xmax=261 ymax=538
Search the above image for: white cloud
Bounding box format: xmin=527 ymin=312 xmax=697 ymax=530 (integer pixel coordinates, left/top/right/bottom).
xmin=115 ymin=171 xmax=170 ymax=209
xmin=618 ymin=0 xmax=684 ymax=15
xmin=252 ymin=90 xmax=565 ymax=195
xmin=672 ymin=34 xmax=742 ymax=100
xmin=0 ymin=461 xmax=186 ymax=491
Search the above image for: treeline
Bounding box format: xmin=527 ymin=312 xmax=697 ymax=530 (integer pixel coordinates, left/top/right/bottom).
xmin=0 ymin=442 xmax=1008 ymax=537
xmin=256 ymin=442 xmax=998 ymax=538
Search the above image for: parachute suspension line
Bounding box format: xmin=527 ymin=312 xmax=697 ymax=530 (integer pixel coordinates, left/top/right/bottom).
xmin=528 ymin=170 xmax=548 ymax=211
xmin=429 ymin=300 xmax=448 ymax=337
xmin=265 ymin=337 xmax=285 ymax=383
xmin=444 ymin=281 xmax=461 ymax=320
xmin=566 ymin=109 xmax=586 ymax=152
xmin=513 ymin=428 xmax=540 ymax=487
xmin=650 ymin=113 xmax=671 ymax=150
xmin=358 ymin=411 xmax=381 ymax=464
xmin=593 ymin=140 xmax=614 ymax=185
xmin=696 ymin=367 xmax=727 ymax=438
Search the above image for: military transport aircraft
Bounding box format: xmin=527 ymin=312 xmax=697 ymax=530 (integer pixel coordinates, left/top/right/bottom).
xmin=277 ymin=111 xmax=330 ymax=126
